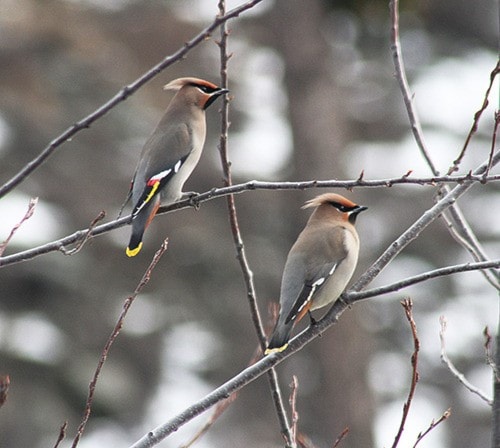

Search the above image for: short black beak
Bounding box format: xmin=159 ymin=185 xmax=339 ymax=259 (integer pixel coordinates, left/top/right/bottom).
xmin=348 ymin=205 xmax=367 ymax=224
xmin=204 ymin=88 xmax=229 ymax=109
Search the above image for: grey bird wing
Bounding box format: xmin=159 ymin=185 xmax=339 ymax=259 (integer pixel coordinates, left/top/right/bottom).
xmin=131 ymin=123 xmax=193 ymax=216
xmin=282 ymin=255 xmax=341 ymax=325
xmin=280 ymin=226 xmax=348 ymax=325
xmin=143 ymin=122 xmax=192 ymax=179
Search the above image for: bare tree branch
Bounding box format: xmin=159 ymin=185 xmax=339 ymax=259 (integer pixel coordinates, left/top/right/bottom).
xmin=449 ymin=61 xmax=500 ymax=175
xmin=492 ymin=314 xmax=500 ymax=448
xmin=391 ymin=299 xmax=420 ymax=448
xmin=332 ymin=427 xmax=350 ymax=448
xmin=71 ymin=239 xmax=169 ymax=448
xmin=390 ymin=0 xmax=500 ymax=289
xmin=53 ymin=421 xmax=68 ymax=448
xmin=289 ymin=376 xmax=299 ymax=445
xmin=389 ymin=0 xmax=436 ymax=173
xmin=59 ymin=211 xmax=106 ymax=256
xmin=347 ymin=259 xmax=500 ymax=303
xmin=484 ymin=326 xmax=500 ymax=382
xmin=351 ymin=149 xmax=500 ymax=293
xmin=484 ymin=110 xmax=500 ymax=178
xmin=0 ymin=375 xmax=10 ymax=408
xmin=439 ymin=316 xmax=493 ymax=406
xmin=215 ymin=3 xmax=294 ymax=444
xmin=443 ymin=203 xmax=500 ymax=290
xmin=412 ymin=409 xmax=451 ymax=448
xmin=178 ymin=351 xmax=255 ymax=448
xmin=0 ymin=197 xmax=37 ymax=256
xmin=126 ymin=228 xmax=499 ymax=447
xmin=1 ymin=173 xmax=498 ymax=268
xmin=0 ymin=0 xmax=264 ymax=199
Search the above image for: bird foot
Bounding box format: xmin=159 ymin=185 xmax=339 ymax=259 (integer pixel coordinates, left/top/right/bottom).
xmin=338 ymin=296 xmax=351 ymax=309
xmin=181 ymin=191 xmax=200 ymax=209
xmin=308 ymin=311 xmax=317 ymax=326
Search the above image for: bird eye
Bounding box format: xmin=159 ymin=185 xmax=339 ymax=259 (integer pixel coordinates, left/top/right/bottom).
xmin=329 ymin=201 xmax=350 ymax=212
xmin=195 ymin=84 xmax=217 ymax=94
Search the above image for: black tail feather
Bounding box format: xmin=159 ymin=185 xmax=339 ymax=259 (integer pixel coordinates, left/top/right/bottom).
xmin=266 ymin=321 xmax=294 ymax=354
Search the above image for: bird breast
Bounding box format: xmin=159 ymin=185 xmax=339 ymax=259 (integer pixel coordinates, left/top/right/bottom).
xmin=309 ymin=227 xmax=359 ymax=310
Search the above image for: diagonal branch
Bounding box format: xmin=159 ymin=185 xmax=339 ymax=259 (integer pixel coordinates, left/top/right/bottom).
xmin=439 ymin=316 xmax=493 ymax=406
xmin=0 ymin=0 xmax=264 ymax=199
xmin=389 ymin=0 xmax=500 ymax=289
xmin=126 ymin=152 xmax=500 ymax=447
xmin=71 ymin=239 xmax=169 ymax=448
xmin=53 ymin=422 xmax=68 ymax=448
xmin=0 ymin=197 xmax=38 ymax=256
xmin=350 ymin=150 xmax=500 ymax=292
xmin=125 ymin=257 xmax=498 ymax=448
xmin=412 ymin=408 xmax=451 ymax=448
xmin=449 ymin=61 xmax=500 ymax=175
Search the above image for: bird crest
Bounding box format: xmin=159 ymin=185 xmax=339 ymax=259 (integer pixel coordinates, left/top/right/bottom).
xmin=303 ymin=193 xmax=358 ymax=210
xmin=163 ymin=77 xmax=219 ymax=92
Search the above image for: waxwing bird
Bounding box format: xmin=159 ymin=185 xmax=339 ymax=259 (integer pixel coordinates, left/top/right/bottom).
xmin=125 ymin=77 xmax=228 ymax=257
xmin=265 ymin=193 xmax=367 ymax=354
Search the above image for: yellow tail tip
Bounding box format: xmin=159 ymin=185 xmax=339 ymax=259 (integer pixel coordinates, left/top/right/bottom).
xmin=126 ymin=242 xmax=143 ymax=257
xmin=264 ymin=343 xmax=288 ymax=355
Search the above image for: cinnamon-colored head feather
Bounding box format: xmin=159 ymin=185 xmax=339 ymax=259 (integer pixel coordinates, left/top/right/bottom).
xmin=302 ymin=193 xmax=358 ymax=210
xmin=163 ymin=77 xmax=218 ymax=91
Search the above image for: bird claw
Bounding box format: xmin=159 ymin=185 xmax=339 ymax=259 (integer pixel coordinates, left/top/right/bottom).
xmin=308 ymin=311 xmax=317 ymax=327
xmin=182 ymin=191 xmax=200 ymax=209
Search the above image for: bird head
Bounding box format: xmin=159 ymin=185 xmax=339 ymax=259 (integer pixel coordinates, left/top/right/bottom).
xmin=304 ymin=193 xmax=367 ymax=224
xmin=164 ymin=77 xmax=229 ymax=110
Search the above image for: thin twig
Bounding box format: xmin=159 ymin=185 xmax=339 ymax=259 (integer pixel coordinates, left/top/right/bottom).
xmin=289 ymin=376 xmax=299 ymax=444
xmin=1 ymin=172 xmax=499 ymax=268
xmin=351 ymin=150 xmax=500 ymax=292
xmin=179 ymin=309 xmax=282 ymax=447
xmin=492 ymin=310 xmax=500 ymax=447
xmin=0 ymin=0 xmax=264 ymax=199
xmin=412 ymin=409 xmax=451 ymax=448
xmin=484 ymin=326 xmax=500 ymax=381
xmin=389 ymin=0 xmax=437 ymax=174
xmin=59 ymin=211 xmax=106 ymax=255
xmin=449 ymin=61 xmax=500 ymax=175
xmin=71 ymin=239 xmax=169 ymax=448
xmin=346 ymin=259 xmax=500 ymax=303
xmin=0 ymin=375 xmax=10 ymax=408
xmin=442 ymin=204 xmax=500 ymax=290
xmin=332 ymin=427 xmax=350 ymax=448
xmin=53 ymin=421 xmax=68 ymax=448
xmin=215 ymin=2 xmax=267 ymax=344
xmin=439 ymin=316 xmax=493 ymax=406
xmin=391 ymin=299 xmax=420 ymax=448
xmin=296 ymin=433 xmax=318 ymax=448
xmin=0 ymin=197 xmax=38 ymax=256
xmin=390 ymin=0 xmax=500 ymax=289
xmin=484 ymin=110 xmax=500 ymax=178
xmin=215 ymin=4 xmax=294 ymax=446
xmin=179 ymin=341 xmax=266 ymax=448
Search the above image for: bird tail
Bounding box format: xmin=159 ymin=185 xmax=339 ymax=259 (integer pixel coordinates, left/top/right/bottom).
xmin=126 ymin=200 xmax=160 ymax=257
xmin=126 ymin=228 xmax=144 ymax=257
xmin=265 ymin=321 xmax=294 ymax=355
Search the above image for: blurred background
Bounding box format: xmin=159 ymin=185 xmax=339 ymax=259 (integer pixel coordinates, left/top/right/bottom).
xmin=0 ymin=0 xmax=498 ymax=447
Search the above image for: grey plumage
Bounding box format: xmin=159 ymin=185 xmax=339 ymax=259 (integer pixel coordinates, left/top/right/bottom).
xmin=266 ymin=193 xmax=367 ymax=353
xmin=126 ymin=77 xmax=228 ymax=257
